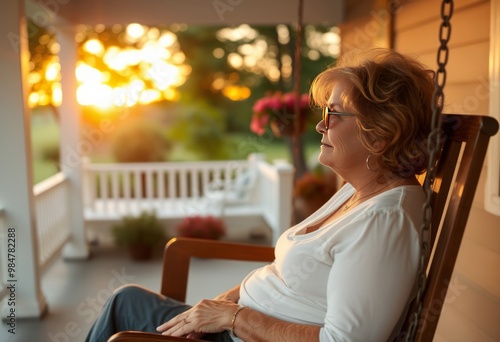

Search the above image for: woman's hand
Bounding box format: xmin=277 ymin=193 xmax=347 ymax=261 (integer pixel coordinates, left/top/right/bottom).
xmin=156 ymin=299 xmax=240 ymax=338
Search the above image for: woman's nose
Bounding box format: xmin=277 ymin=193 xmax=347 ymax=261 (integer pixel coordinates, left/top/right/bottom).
xmin=316 ymin=120 xmax=326 ymax=134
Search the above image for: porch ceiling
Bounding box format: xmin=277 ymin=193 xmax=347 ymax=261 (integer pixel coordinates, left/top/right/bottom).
xmin=27 ymin=0 xmax=348 ymax=27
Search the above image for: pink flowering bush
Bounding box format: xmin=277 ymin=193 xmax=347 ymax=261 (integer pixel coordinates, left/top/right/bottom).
xmin=250 ymin=91 xmax=311 ymax=135
xmin=175 ymin=215 xmax=227 ymax=240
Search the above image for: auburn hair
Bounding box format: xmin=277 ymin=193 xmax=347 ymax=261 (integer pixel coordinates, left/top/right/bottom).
xmin=310 ymin=48 xmax=436 ymax=177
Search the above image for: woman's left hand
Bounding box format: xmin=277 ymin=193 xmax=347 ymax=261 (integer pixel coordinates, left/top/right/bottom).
xmin=156 ymin=299 xmax=239 ymax=338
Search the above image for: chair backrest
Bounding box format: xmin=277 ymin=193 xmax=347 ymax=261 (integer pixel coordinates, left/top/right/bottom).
xmin=399 ymin=114 xmax=499 ymax=341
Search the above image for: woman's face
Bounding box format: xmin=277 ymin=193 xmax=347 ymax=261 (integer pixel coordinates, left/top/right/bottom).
xmin=315 ymin=80 xmax=369 ymax=177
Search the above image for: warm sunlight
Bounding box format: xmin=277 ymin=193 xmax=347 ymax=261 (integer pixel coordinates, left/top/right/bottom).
xmin=28 ymin=22 xmax=341 ymax=109
xmin=77 ymin=83 xmax=114 ymax=108
xmin=222 ymin=85 xmax=251 ymax=101
xmin=73 ymin=23 xmax=190 ymax=109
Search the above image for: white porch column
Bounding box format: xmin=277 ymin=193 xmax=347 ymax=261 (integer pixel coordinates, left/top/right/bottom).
xmin=56 ymin=24 xmax=90 ymax=260
xmin=0 ymin=0 xmax=47 ymax=318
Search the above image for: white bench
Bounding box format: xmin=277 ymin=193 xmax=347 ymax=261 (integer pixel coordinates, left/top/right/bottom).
xmin=82 ymin=154 xmax=293 ymax=245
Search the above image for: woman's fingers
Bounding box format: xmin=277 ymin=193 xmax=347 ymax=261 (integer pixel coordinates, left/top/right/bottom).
xmin=156 ymin=312 xmax=190 ymax=334
xmin=157 ymin=316 xmax=190 ymax=336
xmin=156 ymin=299 xmax=238 ymax=337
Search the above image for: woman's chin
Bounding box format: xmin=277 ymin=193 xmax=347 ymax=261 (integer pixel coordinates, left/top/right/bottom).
xmin=317 ymin=153 xmax=329 ymax=167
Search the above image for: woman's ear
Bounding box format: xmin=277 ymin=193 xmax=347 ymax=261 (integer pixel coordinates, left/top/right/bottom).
xmin=372 ymin=137 xmax=387 ymax=152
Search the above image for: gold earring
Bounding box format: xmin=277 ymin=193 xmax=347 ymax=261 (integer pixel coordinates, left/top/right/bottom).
xmin=365 ymin=154 xmax=379 ymax=172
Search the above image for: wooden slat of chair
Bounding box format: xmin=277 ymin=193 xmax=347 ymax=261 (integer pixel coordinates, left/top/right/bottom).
xmin=109 ymin=114 xmax=499 ymax=342
xmin=410 ymin=114 xmax=498 ymax=342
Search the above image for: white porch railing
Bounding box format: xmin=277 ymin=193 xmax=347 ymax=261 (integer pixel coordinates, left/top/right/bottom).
xmin=83 ymin=158 xmax=253 ymax=217
xmin=83 ymin=154 xmax=294 ymax=244
xmin=0 ymin=174 xmax=71 ymax=311
xmin=33 ymin=172 xmax=71 ymax=272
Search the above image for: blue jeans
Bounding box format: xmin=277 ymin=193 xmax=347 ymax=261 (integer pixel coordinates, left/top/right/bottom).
xmin=85 ymin=284 xmax=232 ymax=342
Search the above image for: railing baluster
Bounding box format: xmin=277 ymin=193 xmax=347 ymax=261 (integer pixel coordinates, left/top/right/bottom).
xmin=201 ymin=168 xmax=210 ymax=196
xmin=111 ymin=171 xmax=119 ymax=202
xmin=146 ymin=170 xmax=154 ymax=200
xmin=158 ymin=169 xmax=165 ymax=200
xmin=36 ymin=192 xmax=45 ymax=264
xmin=192 ymin=168 xmax=200 ymax=198
xmin=133 ymin=170 xmax=141 ymax=200
xmin=98 ymin=171 xmax=107 ymax=213
xmin=168 ymin=169 xmax=176 ymax=199
xmin=180 ymin=169 xmax=188 ymax=199
xmin=224 ymin=166 xmax=231 ymax=192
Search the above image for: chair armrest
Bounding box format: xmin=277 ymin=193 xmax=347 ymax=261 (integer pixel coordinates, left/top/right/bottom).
xmin=161 ymin=237 xmax=275 ymax=302
xmin=108 ymin=331 xmax=205 ymax=342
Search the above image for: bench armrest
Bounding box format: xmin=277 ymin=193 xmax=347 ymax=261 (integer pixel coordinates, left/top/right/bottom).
xmin=161 ymin=237 xmax=275 ymax=302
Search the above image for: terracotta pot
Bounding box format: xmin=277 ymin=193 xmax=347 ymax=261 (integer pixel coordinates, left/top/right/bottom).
xmin=129 ymin=244 xmax=153 ymax=261
xmin=294 ymin=196 xmax=328 ymax=222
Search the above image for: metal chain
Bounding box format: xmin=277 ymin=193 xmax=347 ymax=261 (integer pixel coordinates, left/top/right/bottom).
xmin=405 ymin=1 xmax=454 ymax=341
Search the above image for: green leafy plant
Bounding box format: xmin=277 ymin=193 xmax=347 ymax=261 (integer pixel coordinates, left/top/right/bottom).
xmin=112 ymin=211 xmax=167 ymax=260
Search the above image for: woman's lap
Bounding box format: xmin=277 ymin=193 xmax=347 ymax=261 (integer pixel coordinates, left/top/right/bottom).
xmin=85 ymin=284 xmax=231 ymax=342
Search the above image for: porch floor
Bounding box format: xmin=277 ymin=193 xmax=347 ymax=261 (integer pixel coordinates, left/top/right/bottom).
xmin=0 ymin=234 xmax=271 ymax=342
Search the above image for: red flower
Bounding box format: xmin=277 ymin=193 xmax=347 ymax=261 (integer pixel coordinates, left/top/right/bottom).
xmin=250 ymin=91 xmax=311 ymax=135
xmin=175 ymin=215 xmax=226 ymax=240
xmin=250 ymin=114 xmax=269 ymax=135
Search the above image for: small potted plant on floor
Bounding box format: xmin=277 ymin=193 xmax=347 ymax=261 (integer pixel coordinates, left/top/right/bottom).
xmin=175 ymin=215 xmax=226 ymax=240
xmin=112 ymin=210 xmax=167 ymax=261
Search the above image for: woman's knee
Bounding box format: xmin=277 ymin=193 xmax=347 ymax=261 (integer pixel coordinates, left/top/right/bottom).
xmin=109 ymin=284 xmax=153 ymax=306
xmin=113 ymin=284 xmax=145 ymax=296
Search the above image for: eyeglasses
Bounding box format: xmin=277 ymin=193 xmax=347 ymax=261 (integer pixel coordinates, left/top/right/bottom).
xmin=322 ymin=107 xmax=355 ymax=130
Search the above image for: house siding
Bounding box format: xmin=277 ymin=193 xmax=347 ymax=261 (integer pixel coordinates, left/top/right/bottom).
xmin=340 ymin=0 xmax=500 ymax=340
xmin=395 ymin=1 xmax=500 ymax=340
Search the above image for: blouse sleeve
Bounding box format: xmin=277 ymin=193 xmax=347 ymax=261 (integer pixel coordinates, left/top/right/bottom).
xmin=320 ymin=209 xmax=420 ymax=341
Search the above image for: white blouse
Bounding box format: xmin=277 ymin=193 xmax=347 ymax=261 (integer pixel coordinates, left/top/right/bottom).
xmin=238 ymin=183 xmax=424 ymax=341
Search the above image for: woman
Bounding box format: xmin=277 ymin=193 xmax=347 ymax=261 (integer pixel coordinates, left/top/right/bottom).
xmin=86 ymin=48 xmax=435 ymax=342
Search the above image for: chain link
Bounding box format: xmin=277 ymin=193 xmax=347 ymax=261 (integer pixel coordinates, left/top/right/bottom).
xmin=405 ymin=1 xmax=454 ymax=341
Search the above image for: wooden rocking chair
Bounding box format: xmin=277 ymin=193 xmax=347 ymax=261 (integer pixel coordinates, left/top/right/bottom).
xmin=108 ymin=114 xmax=499 ymax=342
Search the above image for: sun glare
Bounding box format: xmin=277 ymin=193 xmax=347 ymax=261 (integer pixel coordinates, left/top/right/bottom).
xmin=29 ymin=23 xmax=341 ymax=109
xmin=73 ymin=24 xmax=190 ymax=109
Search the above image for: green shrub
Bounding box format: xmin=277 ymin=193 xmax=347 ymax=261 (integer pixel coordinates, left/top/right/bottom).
xmin=112 ymin=211 xmax=167 ymax=248
xmin=111 ymin=119 xmax=171 ymax=163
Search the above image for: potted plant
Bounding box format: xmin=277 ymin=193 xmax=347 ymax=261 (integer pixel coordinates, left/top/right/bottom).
xmin=250 ymin=91 xmax=311 ymax=137
xmin=249 ymin=91 xmax=313 ymax=178
xmin=112 ymin=210 xmax=167 ymax=261
xmin=175 ymin=215 xmax=226 ymax=240
xmin=293 ymin=168 xmax=339 ymax=220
